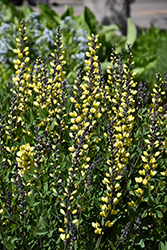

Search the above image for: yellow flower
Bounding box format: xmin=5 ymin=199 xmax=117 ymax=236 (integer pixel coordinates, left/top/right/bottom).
xmin=101 ymin=197 xmax=108 ymax=203
xmin=113 ymin=198 xmax=119 ymax=205
xmin=135 ymin=188 xmax=143 ymax=196
xmin=0 ymin=209 xmax=3 ymax=214
xmin=141 ymin=156 xmax=147 ymax=162
xmin=69 ymin=111 xmax=77 ymax=117
xmin=143 ymin=151 xmax=149 ymax=156
xmin=150 ymin=170 xmax=157 ymax=176
xmin=150 ymin=157 xmax=156 ymax=164
xmin=94 ymin=228 xmax=102 ymax=234
xmin=60 ymin=233 xmax=66 ymax=241
xmin=72 ymin=219 xmax=78 ymax=224
xmin=72 ymin=209 xmax=77 ymax=214
xmin=105 ymin=221 xmax=114 ymax=227
xmin=68 ymin=146 xmax=75 ymax=152
xmin=143 ymin=178 xmax=148 ymax=185
xmin=135 ymin=177 xmax=143 ymax=183
xmin=82 ymin=144 xmax=88 ymax=149
xmin=60 ymin=209 xmax=65 ymax=215
xmin=59 ymin=228 xmax=64 ymax=233
xmin=111 ymin=209 xmax=119 ymax=215
xmin=139 ymin=170 xmax=145 ymax=175
xmin=99 ymin=211 xmax=106 ymax=217
xmin=115 ymin=175 xmax=122 ymax=180
xmin=115 ymin=183 xmax=121 ymax=191
xmin=117 ymin=192 xmax=122 ymax=198
xmin=92 ymin=222 xmax=100 ymax=228
xmin=128 ymin=201 xmax=135 ymax=207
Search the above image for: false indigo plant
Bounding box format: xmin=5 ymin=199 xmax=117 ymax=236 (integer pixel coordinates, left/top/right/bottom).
xmin=0 ymin=19 xmax=167 ymax=250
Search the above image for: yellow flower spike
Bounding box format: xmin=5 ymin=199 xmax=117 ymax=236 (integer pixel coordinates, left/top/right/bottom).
xmin=0 ymin=209 xmax=3 ymax=214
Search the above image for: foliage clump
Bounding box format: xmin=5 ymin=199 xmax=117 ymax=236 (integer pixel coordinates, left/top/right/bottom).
xmin=0 ymin=19 xmax=167 ymax=250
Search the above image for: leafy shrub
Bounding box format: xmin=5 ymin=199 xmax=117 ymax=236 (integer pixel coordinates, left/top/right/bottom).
xmin=0 ymin=19 xmax=167 ymax=250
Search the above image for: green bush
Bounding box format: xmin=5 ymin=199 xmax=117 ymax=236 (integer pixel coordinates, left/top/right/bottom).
xmin=0 ymin=19 xmax=167 ymax=249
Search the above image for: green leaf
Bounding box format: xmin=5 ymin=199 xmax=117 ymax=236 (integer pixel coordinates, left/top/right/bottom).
xmin=30 ymin=108 xmax=34 ymax=123
xmin=126 ymin=18 xmax=137 ymax=49
xmin=158 ymin=242 xmax=167 ymax=250
xmin=145 ymin=58 xmax=157 ymax=70
xmin=36 ymin=230 xmax=48 ymax=235
xmin=138 ymin=239 xmax=145 ymax=248
xmin=101 ymin=62 xmax=113 ymax=72
xmin=44 ymin=182 xmax=48 ymax=193
xmin=11 ymin=236 xmax=18 ymax=244
xmin=132 ymin=67 xmax=145 ymax=76
xmin=102 ymin=24 xmax=119 ymax=32
xmin=10 ymin=224 xmax=17 ymax=230
xmin=84 ymin=7 xmax=99 ymax=34
xmin=39 ymin=4 xmax=61 ymax=26
xmin=61 ymin=6 xmax=74 ymax=19
xmin=156 ymin=210 xmax=163 ymax=218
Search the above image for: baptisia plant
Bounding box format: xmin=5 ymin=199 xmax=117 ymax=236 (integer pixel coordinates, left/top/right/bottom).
xmin=0 ymin=19 xmax=167 ymax=250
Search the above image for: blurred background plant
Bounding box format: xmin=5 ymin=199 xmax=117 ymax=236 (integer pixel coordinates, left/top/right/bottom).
xmin=1 ymin=0 xmax=167 ymax=93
